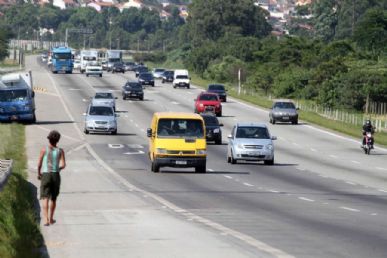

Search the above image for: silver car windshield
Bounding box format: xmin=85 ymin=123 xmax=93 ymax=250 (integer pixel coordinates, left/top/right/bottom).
xmin=89 ymin=106 xmax=113 ymax=116
xmin=274 ymin=102 xmax=295 ymax=109
xmin=236 ymin=127 xmax=270 ymax=139
xmin=157 ymin=119 xmax=204 ymax=138
xmin=95 ymin=93 xmax=113 ymax=99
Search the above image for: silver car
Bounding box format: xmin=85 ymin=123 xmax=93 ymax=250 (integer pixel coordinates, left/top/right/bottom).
xmin=152 ymin=68 xmax=166 ymax=79
xmin=84 ymin=104 xmax=118 ymax=135
xmin=269 ymin=100 xmax=298 ymax=124
xmin=227 ymin=123 xmax=276 ymax=165
xmin=91 ymin=92 xmax=117 ymax=111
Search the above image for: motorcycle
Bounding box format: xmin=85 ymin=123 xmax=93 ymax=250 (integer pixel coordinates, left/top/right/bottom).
xmin=362 ymin=132 xmax=374 ymax=155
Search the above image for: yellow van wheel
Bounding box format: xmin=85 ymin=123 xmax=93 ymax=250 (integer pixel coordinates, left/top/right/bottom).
xmin=195 ymin=165 xmax=206 ymax=173
xmin=151 ymin=161 xmax=160 ymax=173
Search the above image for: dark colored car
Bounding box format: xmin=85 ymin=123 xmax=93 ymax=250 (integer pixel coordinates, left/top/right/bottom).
xmin=122 ymin=82 xmax=144 ymax=100
xmin=124 ymin=62 xmax=136 ymax=71
xmin=269 ymin=101 xmax=299 ymax=124
xmin=161 ymin=70 xmax=174 ymax=83
xmin=112 ymin=63 xmax=125 ymax=73
xmin=207 ymin=84 xmax=227 ymax=102
xmin=138 ymin=72 xmax=155 ymax=87
xmin=201 ymin=113 xmax=223 ymax=145
xmin=135 ymin=66 xmax=148 ymax=77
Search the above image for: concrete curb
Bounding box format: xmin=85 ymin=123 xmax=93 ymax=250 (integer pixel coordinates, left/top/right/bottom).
xmin=0 ymin=159 xmax=13 ymax=192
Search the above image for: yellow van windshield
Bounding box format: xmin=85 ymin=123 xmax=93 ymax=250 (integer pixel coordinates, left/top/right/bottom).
xmin=157 ymin=119 xmax=204 ymax=138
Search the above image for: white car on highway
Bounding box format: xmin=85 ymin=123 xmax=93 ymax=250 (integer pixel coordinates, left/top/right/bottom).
xmin=227 ymin=123 xmax=276 ymax=165
xmin=86 ymin=61 xmax=103 ymax=77
xmin=73 ymin=59 xmax=81 ymax=70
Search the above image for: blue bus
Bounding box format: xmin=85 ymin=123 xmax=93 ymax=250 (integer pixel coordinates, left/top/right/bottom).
xmin=51 ymin=46 xmax=73 ymax=74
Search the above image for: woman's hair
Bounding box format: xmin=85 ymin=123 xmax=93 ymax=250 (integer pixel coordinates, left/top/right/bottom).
xmin=47 ymin=130 xmax=61 ymax=145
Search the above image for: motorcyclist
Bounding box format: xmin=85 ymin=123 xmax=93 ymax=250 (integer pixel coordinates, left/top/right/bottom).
xmin=362 ymin=120 xmax=375 ymax=147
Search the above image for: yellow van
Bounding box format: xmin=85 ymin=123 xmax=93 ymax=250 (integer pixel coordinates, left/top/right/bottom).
xmin=147 ymin=112 xmax=207 ymax=173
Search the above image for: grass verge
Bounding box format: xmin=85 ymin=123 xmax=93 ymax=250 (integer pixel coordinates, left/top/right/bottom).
xmin=0 ymin=124 xmax=43 ymax=258
xmin=147 ymin=61 xmax=387 ymax=147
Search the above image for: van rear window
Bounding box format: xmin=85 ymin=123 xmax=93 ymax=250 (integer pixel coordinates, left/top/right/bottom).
xmin=157 ymin=119 xmax=203 ymax=138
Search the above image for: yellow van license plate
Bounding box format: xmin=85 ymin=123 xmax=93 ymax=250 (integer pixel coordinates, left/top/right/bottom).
xmin=176 ymin=160 xmax=187 ymax=165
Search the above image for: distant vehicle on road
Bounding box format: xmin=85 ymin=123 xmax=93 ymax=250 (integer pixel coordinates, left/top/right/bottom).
xmin=106 ymin=50 xmax=122 ymax=71
xmin=80 ymin=49 xmax=98 ymax=74
xmin=51 ymin=46 xmax=73 ymax=74
xmin=201 ymin=113 xmax=223 ymax=145
xmin=73 ymin=59 xmax=81 ymax=70
xmin=194 ymin=92 xmax=222 ymax=117
xmin=0 ymin=72 xmax=36 ymax=123
xmin=124 ymin=61 xmax=136 ymax=71
xmin=147 ymin=112 xmax=207 ymax=173
xmin=161 ymin=70 xmax=174 ymax=83
xmin=92 ymin=92 xmax=117 ymax=111
xmin=207 ymin=84 xmax=227 ymax=102
xmin=152 ymin=68 xmax=166 ymax=79
xmin=41 ymin=53 xmax=48 ymax=62
xmin=269 ymin=100 xmax=298 ymax=124
xmin=85 ymin=61 xmax=103 ymax=77
xmin=135 ymin=66 xmax=148 ymax=77
xmin=227 ymin=123 xmax=276 ymax=165
xmin=122 ymin=82 xmax=144 ymax=100
xmin=83 ymin=104 xmax=118 ymax=135
xmin=112 ymin=62 xmax=125 ymax=73
xmin=173 ymin=69 xmax=190 ymax=89
xmin=138 ymin=72 xmax=155 ymax=87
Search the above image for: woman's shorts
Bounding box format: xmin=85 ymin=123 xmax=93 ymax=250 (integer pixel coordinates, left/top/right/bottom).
xmin=40 ymin=173 xmax=61 ymax=201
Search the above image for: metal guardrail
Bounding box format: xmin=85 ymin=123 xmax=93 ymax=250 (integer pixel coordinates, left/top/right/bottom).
xmin=0 ymin=159 xmax=13 ymax=192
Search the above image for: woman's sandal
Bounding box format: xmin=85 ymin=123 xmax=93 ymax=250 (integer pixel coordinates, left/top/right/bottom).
xmin=43 ymin=222 xmax=50 ymax=226
xmin=50 ymin=219 xmax=56 ymax=225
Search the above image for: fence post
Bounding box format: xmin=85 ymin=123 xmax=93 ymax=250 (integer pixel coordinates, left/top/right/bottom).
xmin=0 ymin=159 xmax=13 ymax=192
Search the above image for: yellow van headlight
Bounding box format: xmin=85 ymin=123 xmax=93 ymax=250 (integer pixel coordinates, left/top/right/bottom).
xmin=156 ymin=148 xmax=168 ymax=154
xmin=197 ymin=149 xmax=206 ymax=155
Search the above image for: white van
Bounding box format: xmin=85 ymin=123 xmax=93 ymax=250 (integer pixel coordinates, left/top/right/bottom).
xmin=173 ymin=69 xmax=190 ymax=89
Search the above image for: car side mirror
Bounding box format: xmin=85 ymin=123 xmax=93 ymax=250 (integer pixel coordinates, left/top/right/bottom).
xmin=147 ymin=128 xmax=152 ymax=137
xmin=219 ymin=123 xmax=224 ymax=127
xmin=31 ymin=91 xmax=35 ymax=98
xmin=271 ymin=136 xmax=277 ymax=140
xmin=82 ymin=113 xmax=87 ymax=116
xmin=115 ymin=97 xmax=118 ymax=99
xmin=296 ymin=107 xmax=300 ymax=110
xmin=227 ymin=134 xmax=232 ymax=139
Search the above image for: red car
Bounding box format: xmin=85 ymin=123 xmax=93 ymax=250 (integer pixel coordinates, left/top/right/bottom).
xmin=194 ymin=92 xmax=222 ymax=117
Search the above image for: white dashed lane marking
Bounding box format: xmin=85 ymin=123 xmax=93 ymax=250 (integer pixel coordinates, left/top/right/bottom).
xmin=208 ymin=169 xmax=214 ymax=172
xmin=243 ymin=183 xmax=254 ymax=187
xmin=269 ymin=190 xmax=279 ymax=193
xmin=376 ymin=167 xmax=387 ymax=171
xmin=224 ymin=175 xmax=233 ymax=179
xmin=351 ymin=160 xmax=360 ymax=164
xmin=378 ymin=189 xmax=387 ymax=193
xmin=298 ymin=197 xmax=315 ymax=202
xmin=340 ymin=206 xmax=360 ymax=212
xmin=310 ymin=148 xmax=317 ymax=152
xmin=329 ymin=155 xmax=338 ymax=159
xmin=345 ymin=181 xmax=357 ymax=185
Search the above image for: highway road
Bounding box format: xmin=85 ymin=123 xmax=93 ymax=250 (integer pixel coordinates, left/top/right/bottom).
xmin=28 ymin=55 xmax=387 ymax=258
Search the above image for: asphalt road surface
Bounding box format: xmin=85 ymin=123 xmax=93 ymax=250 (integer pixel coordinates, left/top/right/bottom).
xmin=27 ymin=55 xmax=387 ymax=258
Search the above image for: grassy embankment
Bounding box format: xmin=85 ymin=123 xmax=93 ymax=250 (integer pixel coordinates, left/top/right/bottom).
xmin=147 ymin=60 xmax=387 ymax=147
xmin=0 ymin=124 xmax=43 ymax=258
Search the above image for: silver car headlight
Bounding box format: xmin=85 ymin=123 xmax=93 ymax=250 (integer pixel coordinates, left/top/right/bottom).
xmin=87 ymin=120 xmax=94 ymax=126
xmin=266 ymin=144 xmax=273 ymax=151
xmin=213 ymin=128 xmax=220 ymax=133
xmin=237 ymin=144 xmax=244 ymax=149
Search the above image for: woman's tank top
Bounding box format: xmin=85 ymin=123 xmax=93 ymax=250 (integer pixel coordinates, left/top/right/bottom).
xmin=42 ymin=146 xmax=61 ymax=173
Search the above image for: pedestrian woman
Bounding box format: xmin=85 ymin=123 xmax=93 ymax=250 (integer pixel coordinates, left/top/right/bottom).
xmin=37 ymin=130 xmax=66 ymax=226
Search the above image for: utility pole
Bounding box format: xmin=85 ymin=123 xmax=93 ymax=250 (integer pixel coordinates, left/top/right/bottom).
xmin=238 ymin=68 xmax=241 ymax=96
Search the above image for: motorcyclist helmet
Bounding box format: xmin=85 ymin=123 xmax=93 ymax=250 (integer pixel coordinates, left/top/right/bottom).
xmin=366 ymin=120 xmax=371 ymax=126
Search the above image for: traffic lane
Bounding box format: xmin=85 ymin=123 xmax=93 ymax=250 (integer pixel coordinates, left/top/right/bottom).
xmin=48 ymin=65 xmax=387 ymax=256
xmin=106 ymin=142 xmax=387 ymax=258
xmin=145 ymin=82 xmax=387 ymax=185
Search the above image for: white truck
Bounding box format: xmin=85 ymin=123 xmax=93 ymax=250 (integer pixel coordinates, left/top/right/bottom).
xmin=80 ymin=50 xmax=99 ymax=73
xmin=106 ymin=50 xmax=122 ymax=72
xmin=173 ymin=69 xmax=190 ymax=89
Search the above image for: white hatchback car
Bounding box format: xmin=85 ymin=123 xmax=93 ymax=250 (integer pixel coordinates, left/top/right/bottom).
xmin=86 ymin=61 xmax=103 ymax=77
xmin=227 ymin=123 xmax=276 ymax=165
